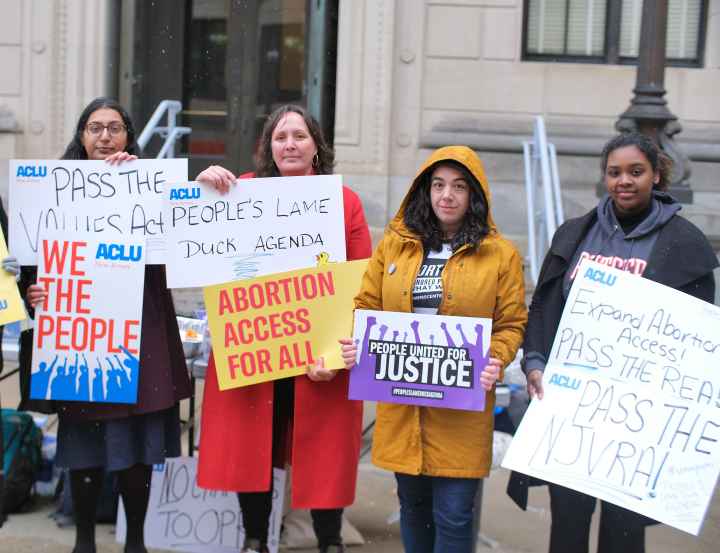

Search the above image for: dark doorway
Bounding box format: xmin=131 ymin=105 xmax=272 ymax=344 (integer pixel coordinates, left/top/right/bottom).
xmin=129 ymin=0 xmax=338 ymax=178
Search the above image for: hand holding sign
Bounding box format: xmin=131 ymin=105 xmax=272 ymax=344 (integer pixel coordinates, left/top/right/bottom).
xmin=526 ymin=369 xmax=544 ymax=400
xmin=196 ymin=164 xmax=237 ymax=194
xmin=339 ymin=337 xmax=357 ymax=369
xmin=480 ymin=357 xmax=502 ymax=391
xmin=306 ymin=357 xmax=338 ymax=382
xmin=105 ymin=151 xmax=138 ymax=165
xmin=26 ymin=284 xmax=48 ymax=307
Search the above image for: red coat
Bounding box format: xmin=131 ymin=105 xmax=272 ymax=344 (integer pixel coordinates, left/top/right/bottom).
xmin=197 ymin=183 xmax=372 ymax=509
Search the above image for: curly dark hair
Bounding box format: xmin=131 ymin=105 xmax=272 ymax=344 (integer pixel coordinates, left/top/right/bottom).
xmin=403 ymin=160 xmax=490 ymax=252
xmin=61 ymin=97 xmax=139 ymax=160
xmin=600 ymin=132 xmax=672 ymax=191
xmin=254 ymin=104 xmax=334 ymax=176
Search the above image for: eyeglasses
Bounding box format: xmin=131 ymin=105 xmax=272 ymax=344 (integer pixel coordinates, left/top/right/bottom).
xmin=85 ymin=122 xmax=127 ymax=136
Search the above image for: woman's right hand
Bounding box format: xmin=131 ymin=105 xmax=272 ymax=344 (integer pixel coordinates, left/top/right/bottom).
xmin=339 ymin=338 xmax=357 ymax=369
xmin=526 ymin=369 xmax=544 ymax=400
xmin=196 ymin=165 xmax=236 ymax=194
xmin=27 ymin=284 xmax=48 ymax=308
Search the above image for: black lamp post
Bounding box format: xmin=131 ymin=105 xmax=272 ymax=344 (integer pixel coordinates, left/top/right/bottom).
xmin=616 ymin=0 xmax=693 ymax=203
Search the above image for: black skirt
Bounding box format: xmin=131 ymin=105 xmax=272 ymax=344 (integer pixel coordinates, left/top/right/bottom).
xmin=54 ymin=404 xmax=181 ymax=471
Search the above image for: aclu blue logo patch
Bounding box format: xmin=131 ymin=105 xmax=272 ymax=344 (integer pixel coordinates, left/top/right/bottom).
xmin=548 ymin=373 xmax=581 ymax=390
xmin=16 ymin=165 xmax=47 ymax=178
xmin=169 ymin=187 xmax=201 ymax=201
xmin=96 ymin=244 xmax=143 ymax=262
xmin=583 ymin=267 xmax=616 ymax=287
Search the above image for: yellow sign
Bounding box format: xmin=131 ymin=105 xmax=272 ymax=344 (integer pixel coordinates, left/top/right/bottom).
xmin=204 ymin=259 xmax=368 ymax=390
xmin=0 ymin=229 xmax=25 ymax=326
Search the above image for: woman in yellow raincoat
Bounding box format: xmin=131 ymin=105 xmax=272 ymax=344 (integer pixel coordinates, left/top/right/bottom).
xmin=341 ymin=145 xmax=527 ymax=553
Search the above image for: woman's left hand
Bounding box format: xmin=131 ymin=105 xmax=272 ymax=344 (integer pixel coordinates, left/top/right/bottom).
xmin=105 ymin=151 xmax=138 ymax=165
xmin=480 ymin=357 xmax=502 ymax=391
xmin=307 ymin=357 xmax=338 ymax=382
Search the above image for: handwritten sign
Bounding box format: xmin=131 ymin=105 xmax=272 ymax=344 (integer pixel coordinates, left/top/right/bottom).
xmin=30 ymin=233 xmax=145 ymax=403
xmin=348 ymin=310 xmax=492 ymax=411
xmin=204 ymin=260 xmax=367 ymax=390
xmin=502 ymin=260 xmax=720 ymax=535
xmin=116 ymin=457 xmax=285 ymax=553
xmin=0 ymin=228 xmax=26 ymax=326
xmin=163 ymin=175 xmax=346 ymax=288
xmin=9 ymin=159 xmax=187 ymax=265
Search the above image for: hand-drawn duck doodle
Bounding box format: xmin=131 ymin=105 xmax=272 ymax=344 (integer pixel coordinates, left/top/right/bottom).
xmin=315 ymin=251 xmax=332 ymax=266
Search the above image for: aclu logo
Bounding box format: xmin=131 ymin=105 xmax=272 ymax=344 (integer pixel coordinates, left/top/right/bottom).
xmin=583 ymin=267 xmax=616 ymax=287
xmin=95 ymin=243 xmax=143 ymax=262
xmin=16 ymin=165 xmax=47 ymax=178
xmin=169 ymin=187 xmax=200 ymax=201
xmin=548 ymin=373 xmax=581 ymax=390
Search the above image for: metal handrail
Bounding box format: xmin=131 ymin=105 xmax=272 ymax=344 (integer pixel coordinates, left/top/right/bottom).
xmin=524 ymin=116 xmax=564 ymax=285
xmin=137 ymin=100 xmax=191 ymax=158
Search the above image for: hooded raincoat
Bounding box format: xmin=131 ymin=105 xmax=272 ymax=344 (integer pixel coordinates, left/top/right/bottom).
xmin=355 ymin=146 xmax=527 ymax=478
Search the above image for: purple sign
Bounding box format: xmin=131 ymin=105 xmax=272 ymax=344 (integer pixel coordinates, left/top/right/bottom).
xmin=348 ymin=309 xmax=492 ymax=411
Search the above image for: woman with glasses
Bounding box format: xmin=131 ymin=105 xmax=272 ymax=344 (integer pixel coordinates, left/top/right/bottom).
xmin=22 ymin=97 xmax=192 ymax=553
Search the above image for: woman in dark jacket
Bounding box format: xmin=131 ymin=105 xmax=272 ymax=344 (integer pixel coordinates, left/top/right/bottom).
xmin=507 ymin=132 xmax=718 ymax=553
xmin=23 ymin=97 xmax=192 ymax=553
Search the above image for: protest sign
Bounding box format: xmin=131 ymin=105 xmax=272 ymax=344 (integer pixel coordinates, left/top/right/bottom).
xmin=163 ymin=175 xmax=346 ymax=288
xmin=117 ymin=457 xmax=285 ymax=553
xmin=9 ymin=159 xmax=187 ymax=265
xmin=348 ymin=309 xmax=492 ymax=411
xmin=502 ymin=260 xmax=720 ymax=535
xmin=204 ymin=259 xmax=367 ymax=390
xmin=30 ymin=233 xmax=145 ymax=403
xmin=0 ymin=228 xmax=26 ymax=326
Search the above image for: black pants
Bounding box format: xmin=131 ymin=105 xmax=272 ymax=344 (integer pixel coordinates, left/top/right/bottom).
xmin=238 ymin=379 xmax=343 ymax=548
xmin=548 ymin=483 xmax=646 ymax=553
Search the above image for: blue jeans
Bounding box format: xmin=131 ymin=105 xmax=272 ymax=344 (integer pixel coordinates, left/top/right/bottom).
xmin=395 ymin=473 xmax=480 ymax=553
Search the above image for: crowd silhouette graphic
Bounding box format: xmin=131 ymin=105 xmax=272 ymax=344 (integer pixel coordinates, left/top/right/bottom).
xmin=30 ymin=345 xmax=140 ymax=404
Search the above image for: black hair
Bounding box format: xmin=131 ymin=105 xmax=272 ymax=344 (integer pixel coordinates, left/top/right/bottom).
xmin=403 ymin=160 xmax=490 ymax=252
xmin=600 ymin=132 xmax=672 ymax=191
xmin=255 ymin=104 xmax=334 ymax=176
xmin=61 ymin=97 xmax=139 ymax=160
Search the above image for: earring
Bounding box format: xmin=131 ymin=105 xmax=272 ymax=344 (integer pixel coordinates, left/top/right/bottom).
xmin=312 ymin=153 xmax=319 ymax=167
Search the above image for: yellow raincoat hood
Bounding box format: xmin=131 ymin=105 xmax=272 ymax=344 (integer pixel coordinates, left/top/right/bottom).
xmin=390 ymin=145 xmax=497 ymax=237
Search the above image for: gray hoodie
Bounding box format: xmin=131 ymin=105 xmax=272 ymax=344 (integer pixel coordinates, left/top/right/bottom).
xmin=562 ymin=191 xmax=681 ymax=297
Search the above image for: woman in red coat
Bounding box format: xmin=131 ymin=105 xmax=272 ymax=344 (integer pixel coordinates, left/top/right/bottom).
xmin=196 ymin=104 xmax=372 ymax=553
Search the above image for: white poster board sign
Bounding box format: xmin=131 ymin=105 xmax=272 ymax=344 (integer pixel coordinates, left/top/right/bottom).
xmin=30 ymin=232 xmax=145 ymax=403
xmin=162 ymin=175 xmax=346 ymax=288
xmin=9 ymin=159 xmax=188 ymax=265
xmin=502 ymin=260 xmax=720 ymax=535
xmin=117 ymin=457 xmax=285 ymax=553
